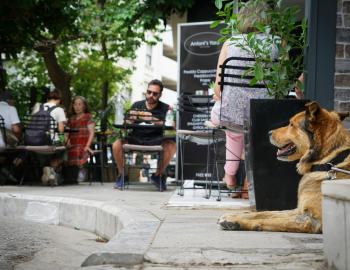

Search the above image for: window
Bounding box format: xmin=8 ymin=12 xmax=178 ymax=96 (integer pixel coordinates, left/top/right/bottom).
xmin=146 ymin=45 xmax=152 ymax=66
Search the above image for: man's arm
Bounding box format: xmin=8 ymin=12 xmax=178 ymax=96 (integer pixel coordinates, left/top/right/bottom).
xmin=10 ymin=107 xmax=21 ymax=138
xmin=151 ymin=112 xmax=164 ymax=125
xmin=54 ymin=107 xmax=67 ymax=133
xmin=11 ymin=123 xmax=21 ymax=139
xmin=57 ymin=122 xmax=65 ymax=133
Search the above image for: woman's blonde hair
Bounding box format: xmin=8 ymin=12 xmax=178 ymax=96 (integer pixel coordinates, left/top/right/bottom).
xmin=237 ymin=0 xmax=271 ymax=33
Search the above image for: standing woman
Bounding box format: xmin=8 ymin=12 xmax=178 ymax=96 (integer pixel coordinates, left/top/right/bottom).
xmin=65 ymin=96 xmax=95 ymax=183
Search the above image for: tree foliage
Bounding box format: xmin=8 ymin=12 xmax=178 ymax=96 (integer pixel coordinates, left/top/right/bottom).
xmin=1 ymin=0 xmax=193 ymax=121
xmin=0 ymin=0 xmax=80 ymax=56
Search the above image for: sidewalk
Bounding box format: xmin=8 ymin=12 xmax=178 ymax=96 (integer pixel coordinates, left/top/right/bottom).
xmin=0 ymin=182 xmax=326 ymax=270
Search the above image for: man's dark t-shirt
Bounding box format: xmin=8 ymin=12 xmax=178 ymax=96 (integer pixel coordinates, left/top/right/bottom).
xmin=127 ymin=100 xmax=169 ymax=145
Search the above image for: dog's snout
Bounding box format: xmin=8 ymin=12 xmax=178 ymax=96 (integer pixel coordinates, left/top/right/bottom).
xmin=268 ymin=130 xmax=273 ymax=137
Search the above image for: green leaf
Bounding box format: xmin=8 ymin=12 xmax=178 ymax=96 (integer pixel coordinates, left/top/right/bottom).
xmin=215 ymin=0 xmax=223 ymax=10
xmin=210 ymin=20 xmax=221 ymax=29
xmin=214 ymin=0 xmax=307 ymax=98
xmin=254 ymin=64 xmax=264 ymax=81
xmin=250 ymin=77 xmax=258 ymax=86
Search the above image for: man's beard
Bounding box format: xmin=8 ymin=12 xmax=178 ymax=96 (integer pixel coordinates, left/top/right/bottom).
xmin=146 ymin=97 xmax=158 ymax=105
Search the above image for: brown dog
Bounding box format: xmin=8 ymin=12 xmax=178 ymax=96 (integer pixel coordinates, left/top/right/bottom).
xmin=219 ymin=101 xmax=350 ymax=233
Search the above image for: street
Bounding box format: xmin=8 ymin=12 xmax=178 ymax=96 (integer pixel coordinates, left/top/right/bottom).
xmin=0 ymin=218 xmax=104 ymax=270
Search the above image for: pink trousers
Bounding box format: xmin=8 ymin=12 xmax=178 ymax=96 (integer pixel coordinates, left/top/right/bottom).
xmin=211 ymin=113 xmax=244 ymax=176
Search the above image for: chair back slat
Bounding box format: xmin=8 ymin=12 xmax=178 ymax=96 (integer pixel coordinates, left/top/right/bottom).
xmin=0 ymin=115 xmax=7 ymax=146
xmin=219 ymin=56 xmax=267 ymax=92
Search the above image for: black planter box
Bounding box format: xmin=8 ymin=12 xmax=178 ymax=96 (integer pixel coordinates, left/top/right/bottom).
xmin=245 ymin=99 xmax=309 ymax=211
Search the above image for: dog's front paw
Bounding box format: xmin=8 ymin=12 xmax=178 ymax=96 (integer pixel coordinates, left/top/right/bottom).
xmin=218 ymin=214 xmax=241 ymax=231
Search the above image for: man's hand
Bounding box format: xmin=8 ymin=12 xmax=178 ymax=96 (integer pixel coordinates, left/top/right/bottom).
xmin=126 ymin=110 xmax=162 ymax=124
xmin=11 ymin=123 xmax=21 ymax=139
xmin=126 ymin=110 xmax=138 ymax=123
xmin=140 ymin=111 xmax=164 ymax=125
xmin=138 ymin=111 xmax=153 ymax=121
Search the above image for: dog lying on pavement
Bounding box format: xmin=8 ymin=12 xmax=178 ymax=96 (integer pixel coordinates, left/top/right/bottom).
xmin=219 ymin=101 xmax=350 ymax=233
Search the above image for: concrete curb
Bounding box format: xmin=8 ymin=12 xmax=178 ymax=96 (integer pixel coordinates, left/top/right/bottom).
xmin=0 ymin=193 xmax=160 ymax=267
xmin=322 ymin=180 xmax=350 ymax=270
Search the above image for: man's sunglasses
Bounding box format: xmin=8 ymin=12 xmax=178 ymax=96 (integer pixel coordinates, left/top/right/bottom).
xmin=146 ymin=89 xmax=160 ymax=97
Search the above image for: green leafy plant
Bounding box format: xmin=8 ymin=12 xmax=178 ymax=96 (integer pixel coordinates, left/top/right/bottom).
xmin=208 ymin=81 xmax=216 ymax=90
xmin=212 ymin=0 xmax=306 ymax=99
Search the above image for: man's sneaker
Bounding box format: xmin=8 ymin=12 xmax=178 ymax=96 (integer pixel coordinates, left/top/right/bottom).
xmin=113 ymin=175 xmax=127 ymax=189
xmin=49 ymin=167 xmax=59 ymax=186
xmin=41 ymin=166 xmax=51 ymax=185
xmin=160 ymin=175 xmax=167 ymax=191
xmin=150 ymin=174 xmax=161 ymax=190
xmin=151 ymin=174 xmax=167 ymax=191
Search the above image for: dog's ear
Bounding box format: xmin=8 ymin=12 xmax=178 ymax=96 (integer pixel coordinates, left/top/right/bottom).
xmin=305 ymin=101 xmax=320 ymax=123
xmin=337 ymin=112 xmax=350 ymax=121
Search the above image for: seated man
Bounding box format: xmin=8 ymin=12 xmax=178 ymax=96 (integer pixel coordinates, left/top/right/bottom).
xmin=0 ymin=91 xmax=22 ymax=183
xmin=112 ymin=79 xmax=176 ymax=191
xmin=0 ymin=91 xmax=21 ymax=148
xmin=28 ymin=89 xmax=67 ymax=185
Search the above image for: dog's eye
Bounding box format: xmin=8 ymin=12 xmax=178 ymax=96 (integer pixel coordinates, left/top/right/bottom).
xmin=289 ymin=122 xmax=293 ymax=127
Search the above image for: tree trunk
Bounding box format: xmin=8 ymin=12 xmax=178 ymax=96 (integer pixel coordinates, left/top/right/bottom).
xmin=98 ymin=0 xmax=109 ymax=169
xmin=0 ymin=57 xmax=7 ymax=92
xmin=98 ymin=0 xmax=109 ymax=133
xmin=36 ymin=45 xmax=72 ymax=109
xmin=100 ymin=39 xmax=109 ymax=132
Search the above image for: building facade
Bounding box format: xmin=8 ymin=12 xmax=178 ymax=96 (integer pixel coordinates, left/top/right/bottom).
xmin=127 ymin=0 xmax=350 ymax=128
xmin=335 ymin=0 xmax=350 ymax=128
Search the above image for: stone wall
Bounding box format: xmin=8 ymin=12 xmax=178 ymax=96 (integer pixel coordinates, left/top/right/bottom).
xmin=336 ymin=0 xmax=350 ymax=129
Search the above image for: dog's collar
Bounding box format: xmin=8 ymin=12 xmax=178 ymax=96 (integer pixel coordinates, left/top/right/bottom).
xmin=310 ymin=149 xmax=350 ymax=172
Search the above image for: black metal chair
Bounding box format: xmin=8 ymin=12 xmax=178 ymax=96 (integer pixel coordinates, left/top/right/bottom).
xmin=176 ymin=94 xmax=227 ymax=200
xmin=117 ymin=109 xmax=166 ymax=190
xmin=0 ymin=115 xmax=7 ymax=148
xmin=19 ymin=114 xmax=65 ymax=185
xmin=86 ymin=139 xmax=106 ymax=185
xmin=0 ymin=114 xmax=22 ymax=185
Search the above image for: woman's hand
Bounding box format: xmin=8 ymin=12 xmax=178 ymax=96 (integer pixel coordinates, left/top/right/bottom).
xmin=84 ymin=145 xmax=94 ymax=155
xmin=213 ymin=93 xmax=220 ymax=101
xmin=295 ymin=73 xmax=304 ymax=99
xmin=65 ymin=139 xmax=71 ymax=148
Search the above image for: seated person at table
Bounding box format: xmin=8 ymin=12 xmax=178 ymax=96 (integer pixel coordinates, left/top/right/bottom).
xmin=0 ymin=91 xmax=22 ymax=183
xmin=112 ymin=79 xmax=176 ymax=191
xmin=30 ymin=89 xmax=67 ymax=185
xmin=0 ymin=91 xmax=21 ymax=148
xmin=31 ymin=89 xmax=67 ymax=136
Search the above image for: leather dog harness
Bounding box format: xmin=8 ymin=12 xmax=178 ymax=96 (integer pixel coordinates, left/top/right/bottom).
xmin=310 ymin=149 xmax=350 ymax=172
xmin=310 ymin=149 xmax=350 ymax=180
